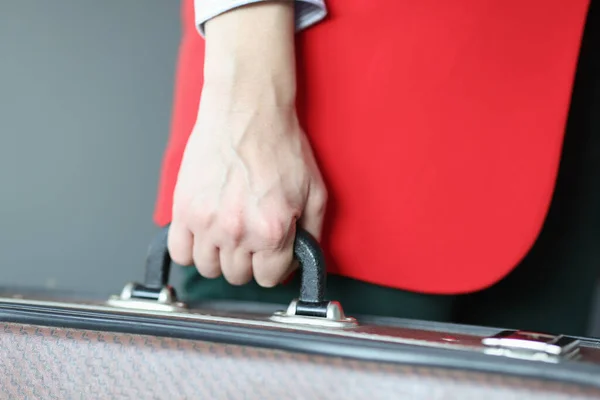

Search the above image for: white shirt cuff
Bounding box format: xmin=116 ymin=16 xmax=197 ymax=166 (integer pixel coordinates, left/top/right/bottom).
xmin=194 ymin=0 xmax=327 ymax=37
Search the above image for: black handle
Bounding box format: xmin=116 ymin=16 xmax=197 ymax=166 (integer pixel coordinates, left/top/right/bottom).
xmin=135 ymin=225 xmax=328 ymax=314
xmin=293 ymin=228 xmax=326 ymax=304
xmin=144 ymin=227 xmax=172 ymax=290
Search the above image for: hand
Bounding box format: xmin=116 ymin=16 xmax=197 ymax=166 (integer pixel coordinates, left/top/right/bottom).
xmin=166 ymin=2 xmax=327 ymax=287
xmin=168 ymin=93 xmax=327 ymax=287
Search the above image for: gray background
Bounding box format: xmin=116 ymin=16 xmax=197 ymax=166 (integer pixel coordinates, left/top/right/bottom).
xmin=0 ymin=1 xmax=181 ymax=295
xmin=0 ymin=1 xmax=599 ymax=336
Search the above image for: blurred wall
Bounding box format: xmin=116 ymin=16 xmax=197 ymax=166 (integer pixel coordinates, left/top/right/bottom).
xmin=0 ymin=1 xmax=181 ymax=294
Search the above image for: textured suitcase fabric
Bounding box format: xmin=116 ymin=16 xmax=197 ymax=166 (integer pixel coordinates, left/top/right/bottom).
xmin=1 ymin=322 xmax=600 ymax=400
xmin=1 ymin=292 xmax=600 ymax=400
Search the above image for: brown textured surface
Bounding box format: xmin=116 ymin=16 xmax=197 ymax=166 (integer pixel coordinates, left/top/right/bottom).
xmin=1 ymin=323 xmax=600 ymax=400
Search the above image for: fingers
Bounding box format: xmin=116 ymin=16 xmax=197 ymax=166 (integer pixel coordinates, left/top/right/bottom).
xmin=220 ymin=247 xmax=253 ymax=285
xmin=170 ymin=197 xmax=325 ymax=288
xmin=167 ymin=223 xmax=194 ymax=266
xmin=193 ymin=239 xmax=221 ymax=279
xmin=188 ymin=218 xmax=296 ymax=287
xmin=170 ymin=195 xmax=325 ymax=287
xmin=170 ymin=182 xmax=326 ymax=288
xmin=298 ymin=184 xmax=328 ymax=241
xmin=252 ymin=223 xmax=296 ymax=288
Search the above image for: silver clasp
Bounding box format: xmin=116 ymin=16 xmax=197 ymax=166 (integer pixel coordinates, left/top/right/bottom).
xmin=482 ymin=330 xmax=581 ymax=363
xmin=106 ymin=283 xmax=188 ymax=313
xmin=270 ymin=299 xmax=358 ymax=328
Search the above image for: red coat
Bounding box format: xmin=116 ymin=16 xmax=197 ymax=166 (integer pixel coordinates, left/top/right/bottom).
xmin=154 ymin=0 xmax=590 ymax=294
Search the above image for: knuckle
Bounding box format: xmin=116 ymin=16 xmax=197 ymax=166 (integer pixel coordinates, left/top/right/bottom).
xmin=220 ymin=216 xmax=245 ymax=243
xmin=257 ymin=219 xmax=287 ymax=247
xmin=189 ymin=208 xmax=214 ymax=228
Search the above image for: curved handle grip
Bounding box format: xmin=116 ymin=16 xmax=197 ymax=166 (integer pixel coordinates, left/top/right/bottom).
xmin=294 ymin=228 xmax=327 ymax=305
xmin=140 ymin=225 xmax=327 ymax=305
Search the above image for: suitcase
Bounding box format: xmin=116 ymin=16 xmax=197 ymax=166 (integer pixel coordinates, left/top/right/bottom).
xmin=1 ymin=227 xmax=600 ymax=399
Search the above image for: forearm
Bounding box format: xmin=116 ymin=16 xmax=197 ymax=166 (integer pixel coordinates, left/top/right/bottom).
xmin=202 ymin=3 xmax=297 ymax=109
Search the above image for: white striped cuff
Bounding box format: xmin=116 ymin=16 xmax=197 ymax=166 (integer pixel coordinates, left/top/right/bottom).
xmin=194 ymin=0 xmax=327 ymax=36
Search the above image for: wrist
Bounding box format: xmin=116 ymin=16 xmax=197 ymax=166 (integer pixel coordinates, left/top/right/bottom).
xmin=201 ymin=78 xmax=297 ymax=112
xmin=201 ymin=3 xmax=297 ymax=109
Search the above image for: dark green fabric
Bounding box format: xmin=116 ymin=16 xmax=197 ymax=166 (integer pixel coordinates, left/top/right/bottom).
xmin=181 ymin=267 xmax=456 ymax=322
xmin=178 ymin=2 xmax=600 ymax=337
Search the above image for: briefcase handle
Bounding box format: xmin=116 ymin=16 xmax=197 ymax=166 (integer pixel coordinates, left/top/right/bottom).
xmin=116 ymin=225 xmax=355 ymax=325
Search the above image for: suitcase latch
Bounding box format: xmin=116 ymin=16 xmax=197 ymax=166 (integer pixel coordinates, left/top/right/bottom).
xmin=270 ymin=299 xmax=358 ymax=328
xmin=107 ymin=282 xmax=188 ymax=313
xmin=481 ymin=330 xmax=581 ymax=363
